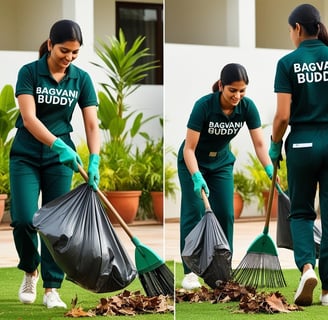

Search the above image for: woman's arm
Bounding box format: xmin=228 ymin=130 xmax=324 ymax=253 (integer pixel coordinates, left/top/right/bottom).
xmin=18 ymin=94 xmax=57 ymax=146
xmin=272 ymin=93 xmax=291 ymax=142
xmin=82 ymin=106 xmax=100 ymax=155
xmin=183 ymin=128 xmax=200 ymax=175
xmin=249 ymin=127 xmax=272 ymax=167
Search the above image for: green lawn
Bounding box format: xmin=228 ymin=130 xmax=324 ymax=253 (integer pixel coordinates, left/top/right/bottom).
xmin=0 ymin=263 xmax=174 ymax=320
xmin=175 ymin=264 xmax=328 ymax=320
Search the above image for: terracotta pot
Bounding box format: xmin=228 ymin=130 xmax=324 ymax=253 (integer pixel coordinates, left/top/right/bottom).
xmin=104 ymin=190 xmax=142 ymax=224
xmin=0 ymin=194 xmax=8 ymax=223
xmin=151 ymin=191 xmax=163 ymax=223
xmin=233 ymin=192 xmax=244 ymax=219
xmin=262 ymin=189 xmax=278 ymax=218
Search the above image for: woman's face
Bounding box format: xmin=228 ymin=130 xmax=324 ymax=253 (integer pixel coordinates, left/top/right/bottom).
xmin=48 ymin=40 xmax=80 ymax=70
xmin=220 ymin=80 xmax=247 ymax=108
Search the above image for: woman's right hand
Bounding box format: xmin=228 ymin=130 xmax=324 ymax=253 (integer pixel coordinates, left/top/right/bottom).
xmin=191 ymin=171 xmax=209 ymax=198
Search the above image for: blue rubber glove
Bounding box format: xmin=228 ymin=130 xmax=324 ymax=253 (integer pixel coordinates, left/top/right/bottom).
xmin=264 ymin=164 xmax=273 ymax=179
xmin=51 ymin=138 xmax=82 ymax=172
xmin=269 ymin=137 xmax=283 ymax=167
xmin=191 ymin=171 xmax=209 ymax=198
xmin=88 ymin=154 xmax=100 ymax=191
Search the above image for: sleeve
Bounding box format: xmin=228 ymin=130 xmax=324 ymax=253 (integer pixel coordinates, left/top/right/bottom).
xmin=15 ymin=65 xmax=34 ymax=97
xmin=274 ymin=59 xmax=292 ymax=93
xmin=245 ymin=98 xmax=262 ymax=130
xmin=187 ymin=98 xmax=207 ymax=132
xmin=78 ymin=71 xmax=98 ymax=108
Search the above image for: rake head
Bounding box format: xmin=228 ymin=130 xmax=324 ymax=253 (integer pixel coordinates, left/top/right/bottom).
xmin=232 ymin=252 xmax=287 ymax=288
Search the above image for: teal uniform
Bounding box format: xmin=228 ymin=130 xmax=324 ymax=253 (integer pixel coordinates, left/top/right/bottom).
xmin=10 ymin=53 xmax=98 ymax=288
xmin=178 ymin=90 xmax=262 ymax=274
xmin=274 ymin=39 xmax=328 ymax=289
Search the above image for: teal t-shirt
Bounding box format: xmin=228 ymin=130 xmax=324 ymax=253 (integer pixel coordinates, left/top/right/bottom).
xmin=15 ymin=54 xmax=98 ymax=135
xmin=180 ymin=91 xmax=261 ymax=162
xmin=274 ymin=39 xmax=328 ymax=125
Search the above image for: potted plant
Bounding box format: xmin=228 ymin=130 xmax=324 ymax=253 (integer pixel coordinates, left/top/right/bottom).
xmin=244 ymin=153 xmax=288 ymax=217
xmin=233 ymin=169 xmax=254 ymax=219
xmin=92 ymin=29 xmax=160 ymax=224
xmin=0 ymin=84 xmax=19 ymax=222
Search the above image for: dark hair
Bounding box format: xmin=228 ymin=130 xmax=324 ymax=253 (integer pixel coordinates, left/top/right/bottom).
xmin=39 ymin=19 xmax=83 ymax=58
xmin=212 ymin=63 xmax=249 ymax=92
xmin=288 ymin=4 xmax=328 ymax=46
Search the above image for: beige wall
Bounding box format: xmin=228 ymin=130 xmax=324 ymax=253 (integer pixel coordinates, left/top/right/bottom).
xmin=256 ymin=0 xmax=326 ymax=49
xmin=165 ymin=0 xmax=230 ymax=46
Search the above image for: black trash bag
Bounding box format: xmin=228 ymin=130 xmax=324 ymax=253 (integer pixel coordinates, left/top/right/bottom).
xmin=182 ymin=210 xmax=232 ymax=289
xmin=276 ymin=190 xmax=321 ymax=258
xmin=33 ymin=183 xmax=137 ymax=293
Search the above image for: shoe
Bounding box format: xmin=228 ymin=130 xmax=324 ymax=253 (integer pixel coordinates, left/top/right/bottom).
xmin=43 ymin=289 xmax=67 ymax=309
xmin=294 ymin=269 xmax=318 ymax=306
xmin=18 ymin=272 xmax=39 ymax=304
xmin=320 ymin=294 xmax=328 ymax=306
xmin=181 ymin=272 xmax=201 ymax=290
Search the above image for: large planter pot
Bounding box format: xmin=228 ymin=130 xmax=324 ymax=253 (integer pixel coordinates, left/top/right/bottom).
xmin=0 ymin=194 xmax=8 ymax=223
xmin=104 ymin=190 xmax=142 ymax=225
xmin=150 ymin=191 xmax=163 ymax=223
xmin=233 ymin=192 xmax=244 ymax=219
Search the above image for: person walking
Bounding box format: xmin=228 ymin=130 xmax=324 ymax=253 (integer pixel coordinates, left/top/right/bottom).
xmin=178 ymin=63 xmax=273 ymax=289
xmin=269 ymin=3 xmax=328 ymax=307
xmin=9 ymin=19 xmax=100 ymax=308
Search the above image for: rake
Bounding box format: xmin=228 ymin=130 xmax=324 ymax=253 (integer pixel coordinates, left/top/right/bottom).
xmin=232 ymin=162 xmax=287 ymax=288
xmin=78 ymin=165 xmax=174 ymax=296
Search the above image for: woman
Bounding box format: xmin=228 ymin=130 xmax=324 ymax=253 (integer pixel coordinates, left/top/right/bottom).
xmin=270 ymin=4 xmax=328 ymax=307
xmin=178 ymin=63 xmax=273 ymax=289
xmin=10 ymin=19 xmax=100 ymax=308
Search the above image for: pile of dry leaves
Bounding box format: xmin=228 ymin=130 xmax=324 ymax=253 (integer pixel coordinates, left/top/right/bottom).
xmin=65 ymin=291 xmax=174 ymax=317
xmin=176 ymin=281 xmax=303 ymax=314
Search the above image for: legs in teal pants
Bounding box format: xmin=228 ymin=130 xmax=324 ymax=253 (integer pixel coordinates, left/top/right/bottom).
xmin=287 ymin=127 xmax=328 ymax=290
xmin=10 ymin=130 xmax=73 ymax=289
xmin=178 ymin=152 xmax=235 ymax=274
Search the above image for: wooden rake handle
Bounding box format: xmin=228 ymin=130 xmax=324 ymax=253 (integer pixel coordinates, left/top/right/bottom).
xmin=264 ymin=161 xmax=279 ymax=230
xmin=78 ymin=164 xmax=134 ymax=239
xmin=201 ymin=189 xmax=211 ymax=210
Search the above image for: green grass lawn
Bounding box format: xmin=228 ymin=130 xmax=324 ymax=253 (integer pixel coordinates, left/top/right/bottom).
xmin=0 ymin=263 xmax=174 ymax=320
xmin=175 ymin=263 xmax=328 ymax=320
xmin=2 ymin=262 xmax=328 ymax=319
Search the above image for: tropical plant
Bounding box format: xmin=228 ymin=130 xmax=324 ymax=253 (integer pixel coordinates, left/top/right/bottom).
xmin=244 ymin=152 xmax=288 ymax=210
xmin=0 ymin=84 xmax=19 ymax=195
xmin=92 ymin=29 xmax=161 ymax=196
xmin=233 ymin=169 xmax=254 ymax=205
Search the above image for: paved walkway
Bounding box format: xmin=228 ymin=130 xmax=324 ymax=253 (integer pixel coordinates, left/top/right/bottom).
xmin=0 ymin=218 xmax=296 ymax=270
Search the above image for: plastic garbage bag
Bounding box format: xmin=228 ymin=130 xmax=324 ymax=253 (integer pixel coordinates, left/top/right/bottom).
xmin=33 ymin=183 xmax=137 ymax=293
xmin=276 ymin=190 xmax=321 ymax=258
xmin=182 ymin=210 xmax=232 ymax=288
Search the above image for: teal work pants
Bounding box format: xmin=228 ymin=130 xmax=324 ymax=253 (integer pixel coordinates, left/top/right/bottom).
xmin=286 ymin=125 xmax=328 ymax=290
xmin=178 ymin=147 xmax=235 ymax=274
xmin=10 ymin=128 xmax=73 ymax=288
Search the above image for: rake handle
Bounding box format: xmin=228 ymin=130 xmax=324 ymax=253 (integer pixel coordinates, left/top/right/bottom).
xmin=264 ymin=161 xmax=279 ymax=230
xmin=201 ymin=189 xmax=211 ymax=210
xmin=78 ymin=164 xmax=134 ymax=240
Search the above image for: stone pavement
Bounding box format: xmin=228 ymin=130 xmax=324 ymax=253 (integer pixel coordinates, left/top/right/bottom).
xmin=0 ymin=218 xmax=296 ymax=270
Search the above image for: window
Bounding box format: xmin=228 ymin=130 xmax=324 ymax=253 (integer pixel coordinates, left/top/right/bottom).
xmin=116 ymin=2 xmax=163 ymax=85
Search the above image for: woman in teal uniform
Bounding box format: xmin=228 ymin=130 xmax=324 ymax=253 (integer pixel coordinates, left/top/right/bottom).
xmin=270 ymin=4 xmax=328 ymax=307
xmin=178 ymin=63 xmax=273 ymax=289
xmin=10 ymin=20 xmax=100 ymax=308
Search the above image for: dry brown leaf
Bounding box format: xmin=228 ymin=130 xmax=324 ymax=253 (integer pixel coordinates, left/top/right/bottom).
xmin=266 ymin=293 xmax=290 ymax=313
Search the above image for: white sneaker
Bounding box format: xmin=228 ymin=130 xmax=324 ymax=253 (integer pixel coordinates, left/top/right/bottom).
xmin=320 ymin=294 xmax=328 ymax=306
xmin=43 ymin=289 xmax=67 ymax=309
xmin=18 ymin=272 xmax=39 ymax=304
xmin=294 ymin=269 xmax=318 ymax=306
xmin=181 ymin=272 xmax=201 ymax=290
